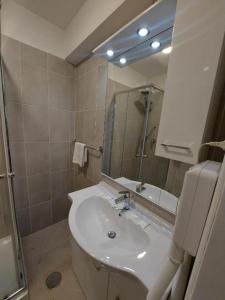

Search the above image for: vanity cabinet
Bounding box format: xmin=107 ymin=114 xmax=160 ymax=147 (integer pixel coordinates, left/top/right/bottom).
xmin=71 ymin=239 xmax=147 ymax=300
xmin=155 ymin=0 xmax=225 ymax=164
xmin=107 ymin=272 xmax=147 ymax=300
xmin=71 ymin=238 xmax=87 ymax=292
xmin=85 ymin=258 xmax=108 ymax=300
xmin=71 ymin=239 xmax=108 ymax=300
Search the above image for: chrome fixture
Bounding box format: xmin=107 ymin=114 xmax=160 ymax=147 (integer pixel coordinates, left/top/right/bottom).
xmin=136 ymin=154 xmax=148 ymax=158
xmin=114 ymin=191 xmax=132 ymax=215
xmin=0 ymin=172 xmax=15 ymax=179
xmin=107 ymin=231 xmax=116 ymax=239
xmin=136 ymin=182 xmax=146 ymax=193
xmin=73 ymin=139 xmax=103 ymax=154
xmin=115 ymin=190 xmax=130 ymax=204
xmin=161 ymin=142 xmax=191 ymax=150
xmin=137 ymin=90 xmax=152 ymax=180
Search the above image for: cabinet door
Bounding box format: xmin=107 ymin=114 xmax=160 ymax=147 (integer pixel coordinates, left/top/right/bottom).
xmin=85 ymin=257 xmax=109 ymax=300
xmin=71 ymin=239 xmax=87 ymax=292
xmin=71 ymin=239 xmax=109 ymax=300
xmin=155 ymin=0 xmax=225 ymax=164
xmin=108 ymin=272 xmax=147 ymax=300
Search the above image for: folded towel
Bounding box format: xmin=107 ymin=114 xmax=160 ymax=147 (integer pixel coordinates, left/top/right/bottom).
xmin=72 ymin=142 xmax=87 ymax=167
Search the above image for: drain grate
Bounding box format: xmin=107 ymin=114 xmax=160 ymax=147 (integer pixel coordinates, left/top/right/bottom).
xmin=45 ymin=272 xmax=62 ymax=289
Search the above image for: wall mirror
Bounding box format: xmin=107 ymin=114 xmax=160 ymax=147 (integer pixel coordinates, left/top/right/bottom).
xmin=100 ymin=0 xmax=190 ymax=215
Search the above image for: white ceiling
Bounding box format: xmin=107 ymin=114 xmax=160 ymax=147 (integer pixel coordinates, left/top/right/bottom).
xmin=131 ymin=51 xmax=170 ymax=79
xmin=14 ymin=0 xmax=86 ymax=29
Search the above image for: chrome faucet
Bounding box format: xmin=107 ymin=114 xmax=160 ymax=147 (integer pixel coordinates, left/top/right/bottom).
xmin=115 ymin=190 xmax=130 ymax=204
xmin=114 ymin=190 xmax=131 ymax=215
xmin=136 ymin=182 xmax=146 ymax=193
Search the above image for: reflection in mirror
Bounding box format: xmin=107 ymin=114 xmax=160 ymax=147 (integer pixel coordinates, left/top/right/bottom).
xmin=102 ymin=49 xmax=190 ymax=215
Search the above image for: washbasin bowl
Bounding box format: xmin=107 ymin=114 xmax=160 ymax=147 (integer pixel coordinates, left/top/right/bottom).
xmin=68 ymin=182 xmax=173 ymax=290
xmin=76 ymin=196 xmax=150 ymax=256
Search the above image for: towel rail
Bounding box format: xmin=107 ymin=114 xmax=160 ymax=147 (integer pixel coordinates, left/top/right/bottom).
xmin=73 ymin=140 xmax=103 ymax=154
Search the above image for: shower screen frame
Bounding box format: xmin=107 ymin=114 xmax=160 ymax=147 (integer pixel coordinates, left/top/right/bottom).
xmin=0 ymin=61 xmax=27 ymax=299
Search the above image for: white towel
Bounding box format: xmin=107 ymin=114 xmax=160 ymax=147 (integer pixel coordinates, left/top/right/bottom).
xmin=72 ymin=142 xmax=87 ymax=167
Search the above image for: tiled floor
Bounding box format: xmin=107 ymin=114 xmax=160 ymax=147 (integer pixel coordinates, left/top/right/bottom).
xmin=22 ymin=220 xmax=85 ymax=300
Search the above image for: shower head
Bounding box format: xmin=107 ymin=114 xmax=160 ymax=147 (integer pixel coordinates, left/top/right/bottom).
xmin=140 ymin=89 xmax=149 ymax=95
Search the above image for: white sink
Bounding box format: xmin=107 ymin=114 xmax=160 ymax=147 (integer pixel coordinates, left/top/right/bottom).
xmin=69 ymin=182 xmax=173 ymax=290
xmin=76 ymin=196 xmax=150 ymax=256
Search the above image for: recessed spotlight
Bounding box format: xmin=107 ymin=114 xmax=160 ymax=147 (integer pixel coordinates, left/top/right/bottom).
xmin=137 ymin=27 xmax=149 ymax=37
xmin=120 ymin=57 xmax=127 ymax=65
xmin=162 ymin=46 xmax=172 ymax=54
xmin=151 ymin=41 xmax=161 ymax=49
xmin=106 ymin=49 xmax=114 ymax=57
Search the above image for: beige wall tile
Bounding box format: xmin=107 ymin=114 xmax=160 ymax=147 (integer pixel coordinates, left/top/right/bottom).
xmin=6 ymin=101 xmax=24 ymax=142
xmin=10 ymin=142 xmax=27 ymax=178
xmin=28 ymin=174 xmax=50 ymax=205
xmin=30 ymin=201 xmax=52 ymax=232
xmin=3 ymin=37 xmax=76 ymax=235
xmin=47 ymin=54 xmax=74 ymax=77
xmin=52 ymin=196 xmax=71 ymax=223
xmin=21 ymin=63 xmax=48 ymax=106
xmin=49 ymin=109 xmax=71 ymax=142
xmin=23 ymin=105 xmax=49 ymax=141
xmin=2 ymin=36 xmax=22 ymax=102
xmin=2 ymin=35 xmax=21 ymax=63
xmin=51 ymin=171 xmax=71 ymax=200
xmin=48 ymin=71 xmax=74 ymax=111
xmin=50 ymin=142 xmax=70 ymax=172
xmin=21 ymin=43 xmax=47 ymax=69
xmin=16 ymin=208 xmax=31 ymax=237
xmin=13 ymin=178 xmax=29 ymax=210
xmin=25 ymin=142 xmax=50 ymax=176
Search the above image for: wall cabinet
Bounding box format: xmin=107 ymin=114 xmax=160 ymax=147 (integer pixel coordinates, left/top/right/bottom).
xmin=71 ymin=239 xmax=147 ymax=300
xmin=155 ymin=0 xmax=225 ymax=164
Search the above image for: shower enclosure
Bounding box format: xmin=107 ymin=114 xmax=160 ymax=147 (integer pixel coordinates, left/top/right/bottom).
xmin=0 ymin=64 xmax=26 ymax=298
xmin=108 ymin=84 xmax=170 ymax=189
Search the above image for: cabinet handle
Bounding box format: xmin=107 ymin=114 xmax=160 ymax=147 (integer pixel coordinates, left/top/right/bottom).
xmin=161 ymin=143 xmax=190 ymax=150
xmin=93 ymin=262 xmax=101 ymax=271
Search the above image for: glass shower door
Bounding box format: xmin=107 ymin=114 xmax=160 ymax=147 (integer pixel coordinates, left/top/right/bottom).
xmin=0 ymin=67 xmax=26 ymax=299
xmin=110 ymin=85 xmax=170 ymax=188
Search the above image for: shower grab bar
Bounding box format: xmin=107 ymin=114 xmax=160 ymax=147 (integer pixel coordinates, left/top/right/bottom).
xmin=72 ymin=140 xmax=103 ymax=153
xmin=161 ymin=142 xmax=191 ymax=150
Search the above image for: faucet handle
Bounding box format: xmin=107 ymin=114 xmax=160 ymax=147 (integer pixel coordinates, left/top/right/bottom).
xmin=118 ymin=190 xmax=130 ymax=198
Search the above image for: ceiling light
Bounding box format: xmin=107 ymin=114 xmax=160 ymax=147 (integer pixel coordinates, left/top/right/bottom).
xmin=137 ymin=27 xmax=149 ymax=37
xmin=162 ymin=46 xmax=172 ymax=54
xmin=151 ymin=41 xmax=161 ymax=49
xmin=106 ymin=49 xmax=114 ymax=57
xmin=120 ymin=57 xmax=127 ymax=65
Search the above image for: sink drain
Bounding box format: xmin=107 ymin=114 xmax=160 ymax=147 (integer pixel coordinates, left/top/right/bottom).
xmin=108 ymin=231 xmax=116 ymax=239
xmin=46 ymin=272 xmax=62 ymax=289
